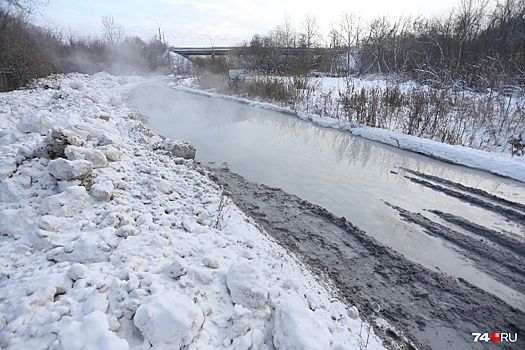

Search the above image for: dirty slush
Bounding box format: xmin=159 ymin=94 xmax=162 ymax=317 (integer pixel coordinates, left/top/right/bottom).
xmin=208 ymin=167 xmax=525 ymax=350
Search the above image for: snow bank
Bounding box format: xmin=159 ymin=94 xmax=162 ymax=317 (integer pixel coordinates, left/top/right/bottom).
xmin=0 ymin=73 xmax=385 ymax=349
xmin=340 ymin=124 xmax=525 ymax=183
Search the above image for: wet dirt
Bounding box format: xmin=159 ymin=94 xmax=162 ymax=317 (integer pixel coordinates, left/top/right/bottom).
xmin=402 ymin=169 xmax=525 ymax=226
xmin=208 ymin=166 xmax=525 ymax=350
xmin=401 ymin=169 xmax=525 ymax=213
xmin=387 ymin=204 xmax=525 ymax=295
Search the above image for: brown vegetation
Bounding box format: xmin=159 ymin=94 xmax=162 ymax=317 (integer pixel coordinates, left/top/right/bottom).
xmin=192 ymin=0 xmax=524 ymax=154
xmin=232 ymin=0 xmax=524 ymax=92
xmin=0 ymin=9 xmax=171 ymax=90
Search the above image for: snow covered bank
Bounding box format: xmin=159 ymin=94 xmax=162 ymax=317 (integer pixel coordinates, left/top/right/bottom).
xmin=0 ymin=73 xmax=385 ymax=349
xmin=170 ymin=77 xmax=525 ymax=183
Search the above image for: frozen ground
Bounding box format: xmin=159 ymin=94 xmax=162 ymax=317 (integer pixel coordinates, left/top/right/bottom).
xmin=0 ymin=73 xmax=386 ymax=349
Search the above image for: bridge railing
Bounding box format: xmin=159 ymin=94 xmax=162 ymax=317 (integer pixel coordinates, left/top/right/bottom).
xmin=169 ymin=46 xmax=347 ymax=56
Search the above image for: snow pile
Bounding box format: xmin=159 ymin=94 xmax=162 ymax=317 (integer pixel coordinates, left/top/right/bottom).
xmin=226 ymin=260 xmax=269 ymax=309
xmin=273 ymin=294 xmax=332 ymax=350
xmin=0 ymin=73 xmax=384 ymax=349
xmin=134 ymin=292 xmax=204 ymax=349
xmin=59 ymin=311 xmax=129 ymax=350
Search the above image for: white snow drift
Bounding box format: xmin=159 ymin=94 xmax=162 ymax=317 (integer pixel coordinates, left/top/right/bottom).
xmin=0 ymin=73 xmax=385 ymax=350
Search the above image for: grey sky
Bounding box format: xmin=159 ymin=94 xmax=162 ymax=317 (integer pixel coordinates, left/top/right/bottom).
xmin=33 ymin=0 xmax=460 ymax=46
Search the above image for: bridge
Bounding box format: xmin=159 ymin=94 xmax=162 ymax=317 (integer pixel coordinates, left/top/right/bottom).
xmin=169 ymin=46 xmax=347 ymax=58
xmin=169 ymin=47 xmax=233 ymax=57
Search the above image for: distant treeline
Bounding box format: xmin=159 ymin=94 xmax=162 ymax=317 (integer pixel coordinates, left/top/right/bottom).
xmin=2 ymin=0 xmax=524 ymax=92
xmin=0 ymin=8 xmax=171 ymax=91
xmin=201 ymin=0 xmax=524 ymax=91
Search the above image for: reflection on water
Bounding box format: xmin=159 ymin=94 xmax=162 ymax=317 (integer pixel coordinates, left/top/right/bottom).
xmin=131 ymin=81 xmax=525 ymax=310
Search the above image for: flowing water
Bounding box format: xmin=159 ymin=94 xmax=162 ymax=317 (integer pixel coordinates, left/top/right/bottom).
xmin=130 ymin=80 xmax=525 ymax=312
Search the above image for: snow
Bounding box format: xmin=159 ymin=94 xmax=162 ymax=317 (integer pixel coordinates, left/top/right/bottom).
xmin=41 ymin=186 xmax=92 ymax=217
xmin=273 ymin=293 xmax=332 ymax=350
xmin=0 ymin=158 xmax=17 ymax=180
xmin=65 ymin=145 xmax=108 ymax=168
xmin=0 ymin=73 xmax=385 ymax=349
xmin=59 ymin=311 xmax=129 ymax=350
xmin=68 ymin=263 xmax=90 ymax=281
xmin=91 ymin=180 xmax=115 ymax=202
xmin=16 ymin=111 xmax=55 ymax=135
xmin=226 ymin=260 xmax=269 ymax=309
xmin=134 ymin=291 xmax=204 ymax=349
xmin=48 ymin=158 xmax=93 ymax=180
xmin=163 ymin=138 xmax=197 ymax=159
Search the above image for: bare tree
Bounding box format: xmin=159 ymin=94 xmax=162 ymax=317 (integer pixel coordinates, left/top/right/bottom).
xmin=0 ymin=7 xmax=56 ymax=89
xmin=101 ymin=14 xmax=124 ymax=45
xmin=453 ymin=0 xmax=488 ymax=71
xmin=300 ymin=13 xmax=320 ymax=48
xmin=2 ymin=0 xmax=49 ymax=13
xmin=336 ymin=12 xmax=362 ymax=72
xmin=276 ymin=15 xmax=295 ymax=47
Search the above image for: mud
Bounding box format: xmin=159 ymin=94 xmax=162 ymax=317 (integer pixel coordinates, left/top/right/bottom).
xmin=387 ymin=203 xmax=525 ymax=294
xmin=207 ymin=166 xmax=524 ymax=350
xmin=429 ymin=211 xmax=525 ymax=259
xmin=402 ymin=170 xmax=525 ymax=226
xmin=402 ymin=168 xmax=525 ymax=213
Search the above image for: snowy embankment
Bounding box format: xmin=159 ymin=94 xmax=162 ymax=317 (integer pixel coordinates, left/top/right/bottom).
xmin=171 ymin=77 xmax=525 ymax=183
xmin=0 ymin=73 xmax=385 ymax=349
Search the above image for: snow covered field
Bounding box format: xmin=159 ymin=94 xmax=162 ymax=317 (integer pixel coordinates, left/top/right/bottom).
xmin=172 ymin=76 xmax=525 ymax=183
xmin=0 ymin=73 xmax=386 ymax=349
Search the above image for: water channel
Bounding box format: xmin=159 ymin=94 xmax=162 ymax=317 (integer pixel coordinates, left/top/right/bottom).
xmin=130 ymin=80 xmax=525 ymax=312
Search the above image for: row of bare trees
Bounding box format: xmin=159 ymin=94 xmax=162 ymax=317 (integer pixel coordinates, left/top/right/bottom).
xmin=0 ymin=7 xmax=59 ymax=90
xmin=58 ymin=30 xmax=170 ymax=76
xmin=347 ymin=0 xmax=525 ymax=90
xmin=232 ymin=15 xmax=329 ymax=74
xmin=235 ymin=0 xmax=524 ymax=91
xmin=0 ymin=6 xmax=171 ymax=90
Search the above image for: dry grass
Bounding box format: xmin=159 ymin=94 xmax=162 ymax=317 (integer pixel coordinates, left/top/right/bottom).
xmin=195 ymin=70 xmax=525 ymax=154
xmin=336 ymin=82 xmax=525 ymax=152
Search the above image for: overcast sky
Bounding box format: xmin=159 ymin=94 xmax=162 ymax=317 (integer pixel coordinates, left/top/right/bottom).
xmin=33 ymin=0 xmax=461 ymax=47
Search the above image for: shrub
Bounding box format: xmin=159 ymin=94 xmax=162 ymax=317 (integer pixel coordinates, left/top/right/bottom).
xmin=0 ymin=8 xmax=57 ymax=89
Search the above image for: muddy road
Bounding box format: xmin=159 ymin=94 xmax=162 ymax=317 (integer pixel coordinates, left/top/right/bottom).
xmin=208 ymin=167 xmax=525 ymax=350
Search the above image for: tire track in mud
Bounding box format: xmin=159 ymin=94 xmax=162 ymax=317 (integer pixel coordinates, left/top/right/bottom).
xmin=429 ymin=210 xmax=525 ymax=258
xmin=402 ymin=168 xmax=525 ymax=213
xmin=208 ymin=167 xmax=525 ymax=350
xmin=397 ymin=168 xmax=525 ymax=295
xmin=387 ymin=203 xmax=525 ymax=294
xmin=402 ymin=169 xmax=525 ymax=226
